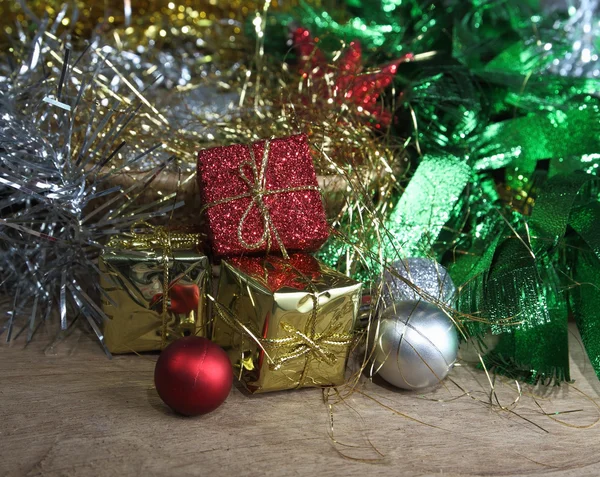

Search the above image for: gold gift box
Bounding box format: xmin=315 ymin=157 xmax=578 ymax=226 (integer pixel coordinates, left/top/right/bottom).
xmin=212 ymin=254 xmax=362 ymax=393
xmin=99 ymin=247 xmax=209 ymax=354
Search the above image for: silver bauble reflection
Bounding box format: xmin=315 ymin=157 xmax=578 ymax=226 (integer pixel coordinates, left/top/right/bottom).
xmin=370 ymin=300 xmax=459 ymax=390
xmin=381 ymin=258 xmax=456 ymax=308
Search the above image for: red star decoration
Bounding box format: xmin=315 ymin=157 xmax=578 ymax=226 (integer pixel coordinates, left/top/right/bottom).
xmin=292 ymin=27 xmax=413 ymax=128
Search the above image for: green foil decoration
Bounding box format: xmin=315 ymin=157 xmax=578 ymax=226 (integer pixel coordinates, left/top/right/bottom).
xmin=569 ymin=202 xmax=600 ymax=377
xmin=381 ymin=154 xmax=471 ymax=259
xmin=263 ymin=0 xmax=600 ymax=383
xmin=261 ymin=0 xmax=448 ymax=60
xmin=451 ymin=172 xmax=600 ymax=383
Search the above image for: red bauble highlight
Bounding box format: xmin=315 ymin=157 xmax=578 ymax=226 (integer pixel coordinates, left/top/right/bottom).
xmin=154 ymin=337 xmax=233 ymax=416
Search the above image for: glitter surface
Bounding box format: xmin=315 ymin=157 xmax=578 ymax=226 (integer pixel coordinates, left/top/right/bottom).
xmin=380 ymin=258 xmax=456 ymax=309
xmin=197 ymin=134 xmax=329 ymax=256
xmin=227 ymin=253 xmax=322 ymax=291
xmin=292 ymin=27 xmax=409 ymax=127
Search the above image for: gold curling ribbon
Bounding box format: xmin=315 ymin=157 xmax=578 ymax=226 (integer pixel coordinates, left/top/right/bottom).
xmin=210 ymin=260 xmax=354 ymax=389
xmin=200 ymin=138 xmax=322 ymax=259
xmin=108 ymin=221 xmax=201 ymax=348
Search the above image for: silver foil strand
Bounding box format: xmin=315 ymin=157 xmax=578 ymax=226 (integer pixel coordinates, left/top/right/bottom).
xmin=0 ymin=17 xmax=184 ymax=349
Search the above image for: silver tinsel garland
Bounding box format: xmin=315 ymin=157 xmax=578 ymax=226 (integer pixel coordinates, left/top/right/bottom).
xmin=0 ymin=19 xmax=183 ymax=352
xmin=544 ymin=0 xmax=600 ymax=77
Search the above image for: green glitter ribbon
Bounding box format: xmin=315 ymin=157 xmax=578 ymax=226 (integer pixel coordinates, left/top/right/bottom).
xmin=381 ymin=154 xmax=471 ymax=259
xmin=568 ymin=201 xmax=600 ymax=377
xmin=476 ymin=105 xmax=600 ymax=190
xmin=383 ymin=106 xmax=600 ymax=262
xmin=451 ymin=172 xmax=600 ymax=383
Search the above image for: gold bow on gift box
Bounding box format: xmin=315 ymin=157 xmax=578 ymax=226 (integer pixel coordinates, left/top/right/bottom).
xmin=211 ymin=255 xmax=362 ymax=393
xmin=211 ymin=296 xmax=355 ymax=382
xmin=100 ymin=223 xmax=209 ymax=353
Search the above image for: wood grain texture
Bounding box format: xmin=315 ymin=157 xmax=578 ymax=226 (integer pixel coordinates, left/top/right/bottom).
xmin=1 ymin=323 xmax=600 ymax=477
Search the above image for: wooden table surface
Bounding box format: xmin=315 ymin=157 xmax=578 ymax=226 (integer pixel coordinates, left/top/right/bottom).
xmin=2 ymin=323 xmax=600 ymax=477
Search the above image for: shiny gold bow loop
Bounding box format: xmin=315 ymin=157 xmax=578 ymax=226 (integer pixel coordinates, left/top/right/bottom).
xmin=108 ymin=221 xmax=201 ymax=347
xmin=200 ymin=138 xmax=321 ymax=259
xmin=262 ymin=320 xmax=354 ymax=371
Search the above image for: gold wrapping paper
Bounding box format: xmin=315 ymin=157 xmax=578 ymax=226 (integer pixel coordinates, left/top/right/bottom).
xmin=99 ymin=236 xmax=209 ymax=354
xmin=212 ymin=254 xmax=362 ymax=393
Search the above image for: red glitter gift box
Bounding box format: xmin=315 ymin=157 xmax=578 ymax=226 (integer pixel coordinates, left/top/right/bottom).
xmin=197 ymin=134 xmax=329 ymax=256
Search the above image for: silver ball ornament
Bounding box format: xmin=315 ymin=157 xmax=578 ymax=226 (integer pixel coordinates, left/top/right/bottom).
xmin=370 ymin=300 xmax=459 ymax=390
xmin=381 ymin=258 xmax=456 ymax=308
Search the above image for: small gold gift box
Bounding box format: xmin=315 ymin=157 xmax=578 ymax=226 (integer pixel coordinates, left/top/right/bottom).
xmin=99 ymin=229 xmax=209 ymax=354
xmin=212 ymin=254 xmax=362 ymax=393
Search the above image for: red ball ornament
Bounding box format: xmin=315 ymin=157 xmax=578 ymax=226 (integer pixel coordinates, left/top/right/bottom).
xmin=154 ymin=337 xmax=233 ymax=416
